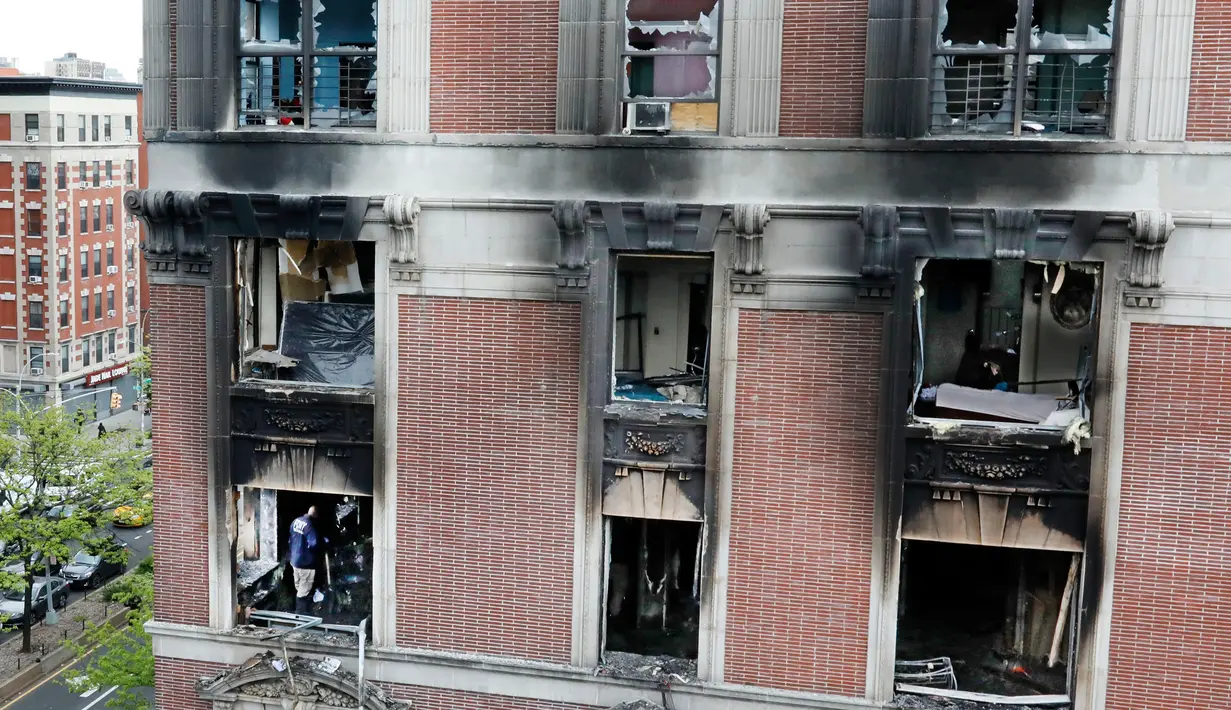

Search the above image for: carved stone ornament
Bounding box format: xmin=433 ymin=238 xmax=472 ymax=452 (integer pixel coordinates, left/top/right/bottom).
xmin=383 ymin=194 xmax=421 ymax=282
xmin=265 ymin=408 xmax=345 ymax=434
xmin=643 ymin=201 xmax=680 ymax=250
xmin=856 ymin=204 xmax=899 ymax=298
xmin=731 ymin=204 xmax=771 ymax=295
xmin=625 ymin=430 xmax=684 ymax=457
xmin=1125 ymin=210 xmax=1174 ymax=307
xmin=197 ymin=652 xmax=408 ymax=710
xmin=985 ymin=208 xmax=1040 ymax=259
xmin=944 ymin=450 xmax=1047 ymax=480
xmin=551 ymin=199 xmax=589 ymax=289
xmin=124 ymin=189 xmax=210 ymax=280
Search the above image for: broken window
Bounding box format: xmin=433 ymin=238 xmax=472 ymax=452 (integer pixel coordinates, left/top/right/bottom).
xmin=895 ymin=541 xmax=1080 ymax=704
xmin=238 ymin=0 xmax=377 ymax=128
xmin=235 ymin=487 xmax=373 ymax=628
xmin=930 ymin=0 xmax=1115 ymax=136
xmin=612 ymin=254 xmax=711 ymax=406
xmin=235 ymin=239 xmax=375 ymax=388
xmin=603 ymin=517 xmax=702 ymax=665
xmin=621 ymin=0 xmax=721 ymax=134
xmin=911 ymin=259 xmax=1099 ymax=439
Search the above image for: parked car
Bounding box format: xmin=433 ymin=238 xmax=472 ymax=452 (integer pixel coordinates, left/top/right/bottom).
xmin=113 ymin=492 xmax=153 ymax=528
xmin=0 ymin=577 xmax=69 ymax=627
xmin=60 ymin=547 xmax=127 ymax=589
xmin=3 ymin=550 xmax=62 ymax=577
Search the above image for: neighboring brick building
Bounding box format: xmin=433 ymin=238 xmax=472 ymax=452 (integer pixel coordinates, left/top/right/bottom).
xmin=0 ymin=77 xmax=147 ymax=422
xmin=132 ymin=1 xmax=1231 ymax=710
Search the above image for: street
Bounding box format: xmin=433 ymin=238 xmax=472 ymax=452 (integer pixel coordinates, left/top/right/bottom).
xmin=0 ymin=523 xmax=154 ymax=710
xmin=0 ymin=647 xmax=153 ymax=710
xmin=0 ymin=522 xmax=154 ymax=644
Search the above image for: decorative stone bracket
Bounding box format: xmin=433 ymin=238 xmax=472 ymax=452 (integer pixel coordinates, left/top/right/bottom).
xmin=552 ymin=199 xmax=590 ymax=290
xmin=731 ymin=204 xmax=771 ymax=295
xmin=1125 ymin=210 xmax=1174 ymax=308
xmin=857 ymin=204 xmax=898 ymax=298
xmin=384 ymin=194 xmax=421 ymax=283
xmin=124 ymin=189 xmax=211 ymax=282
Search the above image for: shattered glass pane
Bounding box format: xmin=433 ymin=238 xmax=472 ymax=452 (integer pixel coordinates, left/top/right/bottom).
xmin=626 ymin=0 xmax=720 ymax=51
xmin=238 ymin=56 xmax=305 ymax=127
xmin=311 ymin=56 xmax=377 ymax=128
xmin=937 ymin=0 xmax=1019 ymax=50
xmin=313 ymin=0 xmax=378 ymax=50
xmin=240 ymin=0 xmax=302 ymax=46
xmin=1022 ymin=54 xmax=1111 ymax=135
xmin=929 ymin=55 xmax=1016 ymax=135
xmin=1029 ymin=0 xmax=1114 ymax=58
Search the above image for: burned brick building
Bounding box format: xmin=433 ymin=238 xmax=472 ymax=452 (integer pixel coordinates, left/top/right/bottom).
xmin=135 ymin=1 xmax=1231 ymax=709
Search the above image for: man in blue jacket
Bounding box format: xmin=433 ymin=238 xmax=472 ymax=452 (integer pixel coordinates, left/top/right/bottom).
xmin=289 ymin=506 xmax=321 ymax=615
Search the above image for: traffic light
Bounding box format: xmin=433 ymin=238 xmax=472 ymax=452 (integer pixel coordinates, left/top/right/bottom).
xmin=110 ymin=392 xmax=123 ymax=410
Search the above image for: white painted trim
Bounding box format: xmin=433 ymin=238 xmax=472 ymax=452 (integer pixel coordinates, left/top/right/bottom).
xmin=374 ymin=239 xmax=396 ymax=647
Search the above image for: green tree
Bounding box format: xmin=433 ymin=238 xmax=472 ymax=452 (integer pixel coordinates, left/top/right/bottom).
xmin=0 ymin=401 xmax=148 ymax=652
xmin=65 ymin=557 xmax=154 ymax=710
xmin=129 ymin=346 xmax=152 ymax=410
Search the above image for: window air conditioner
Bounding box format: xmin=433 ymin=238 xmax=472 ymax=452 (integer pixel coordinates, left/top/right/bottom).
xmin=30 ymin=368 xmax=43 ymax=376
xmin=25 ymin=135 xmax=38 ymax=143
xmin=624 ymin=102 xmax=671 ymax=134
xmin=28 ymin=276 xmax=42 ymax=285
xmin=107 ymin=309 xmax=116 ymax=318
xmin=127 ymin=306 xmax=136 ymax=313
xmin=107 ymin=265 xmax=118 ymax=274
xmin=106 ymin=225 xmax=114 ymax=232
xmin=105 ymin=136 xmax=112 ymax=142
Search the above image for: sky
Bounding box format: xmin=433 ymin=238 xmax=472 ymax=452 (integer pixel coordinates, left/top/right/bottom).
xmin=0 ymin=0 xmax=142 ymax=81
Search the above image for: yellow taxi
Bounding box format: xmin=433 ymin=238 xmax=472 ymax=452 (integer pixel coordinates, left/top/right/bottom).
xmin=113 ymin=492 xmax=154 ymax=528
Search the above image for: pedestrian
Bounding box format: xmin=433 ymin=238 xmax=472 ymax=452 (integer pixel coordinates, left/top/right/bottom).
xmin=288 ymin=506 xmax=321 ymax=615
xmin=98 ymin=422 xmax=107 ymax=438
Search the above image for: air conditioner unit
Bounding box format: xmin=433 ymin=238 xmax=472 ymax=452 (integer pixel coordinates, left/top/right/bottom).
xmin=107 ymin=309 xmax=116 ymax=317
xmin=30 ymin=368 xmax=43 ymax=376
xmin=106 ymin=225 xmax=114 ymax=232
xmin=28 ymin=276 xmax=42 ymax=285
xmin=25 ymin=135 xmax=38 ymax=143
xmin=127 ymin=306 xmax=136 ymax=313
xmin=105 ymin=136 xmax=112 ymax=142
xmin=107 ymin=266 xmax=118 ymax=274
xmin=624 ymin=102 xmax=671 ymax=134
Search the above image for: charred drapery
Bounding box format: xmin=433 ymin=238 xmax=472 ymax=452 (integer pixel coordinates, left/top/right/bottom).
xmin=605 ymin=518 xmax=702 ymax=661
xmin=236 ymin=488 xmax=373 ymax=628
xmin=931 ymin=0 xmax=1115 ymax=136
xmin=896 ymin=541 xmax=1080 ymax=702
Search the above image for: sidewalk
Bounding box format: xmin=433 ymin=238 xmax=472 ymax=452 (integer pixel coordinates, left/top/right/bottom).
xmin=0 ymin=592 xmax=124 ymax=677
xmin=89 ymin=409 xmax=151 ymax=439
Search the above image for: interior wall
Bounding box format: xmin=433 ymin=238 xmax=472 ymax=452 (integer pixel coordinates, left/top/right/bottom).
xmin=616 ymin=256 xmax=711 ymax=379
xmin=1019 ymin=268 xmax=1097 ymax=397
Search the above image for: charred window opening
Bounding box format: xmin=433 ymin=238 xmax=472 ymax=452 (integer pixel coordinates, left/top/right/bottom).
xmin=235 ymin=487 xmax=373 ymax=628
xmin=911 ymin=259 xmax=1099 ymax=437
xmin=235 ymin=239 xmax=376 ymax=388
xmin=612 ymin=254 xmax=711 ymax=406
xmin=603 ymin=517 xmax=702 ymax=663
xmin=931 ymin=0 xmax=1115 ymax=137
xmin=238 ymin=0 xmax=377 ymax=128
xmin=896 ymin=541 xmax=1080 ymax=704
xmin=621 ymin=0 xmax=721 ymax=134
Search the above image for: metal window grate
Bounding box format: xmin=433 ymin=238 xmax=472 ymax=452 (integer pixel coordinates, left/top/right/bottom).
xmin=310 ymin=56 xmax=377 ymax=129
xmin=929 ymin=55 xmax=1016 ymax=135
xmin=1022 ymin=54 xmax=1113 ymax=136
xmin=239 ymin=56 xmax=306 ymax=127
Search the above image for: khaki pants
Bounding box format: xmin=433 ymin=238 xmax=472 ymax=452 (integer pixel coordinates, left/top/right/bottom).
xmin=292 ymin=567 xmax=316 ymax=598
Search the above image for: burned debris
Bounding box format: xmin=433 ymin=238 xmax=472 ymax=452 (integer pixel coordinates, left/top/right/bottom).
xmin=911 ymin=259 xmax=1098 ymax=442
xmin=931 ymin=0 xmax=1115 ymax=136
xmin=613 ymin=254 xmax=712 ymax=406
xmin=236 ymin=489 xmax=373 ymax=628
xmin=896 ymin=542 xmax=1079 ymax=706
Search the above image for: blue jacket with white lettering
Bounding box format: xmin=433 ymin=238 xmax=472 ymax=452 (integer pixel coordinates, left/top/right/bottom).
xmin=288 ymin=515 xmax=319 ymax=568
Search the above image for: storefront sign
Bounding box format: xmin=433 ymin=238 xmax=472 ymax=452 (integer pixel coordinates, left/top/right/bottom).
xmin=85 ymin=364 xmax=130 ymax=388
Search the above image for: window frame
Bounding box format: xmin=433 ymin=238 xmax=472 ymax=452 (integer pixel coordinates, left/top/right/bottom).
xmin=61 ymin=343 xmax=70 ymax=372
xmin=24 ymin=114 xmax=38 ymax=140
xmin=79 ymin=207 xmax=88 ymax=236
xmin=56 ymin=114 xmax=65 ymax=142
xmin=235 ymin=0 xmax=378 ymax=129
xmin=124 ymin=115 xmax=133 ymax=140
xmin=59 ymin=254 xmax=68 ymax=281
xmin=29 ymin=345 xmax=44 ymax=369
xmin=91 ymin=115 xmax=99 ymax=141
xmin=927 ymin=0 xmax=1117 ymax=138
xmin=128 ymin=325 xmax=137 ymax=354
xmin=95 ymin=335 xmax=103 ymax=362
xmin=107 ymin=289 xmax=115 ymax=314
xmin=618 ymin=0 xmax=724 ymax=133
xmin=57 ymin=208 xmax=67 ymax=237
xmin=28 ymin=253 xmax=43 ymax=279
xmin=106 ymin=205 xmax=114 ymax=230
xmin=78 ymin=116 xmax=86 ymax=141
xmin=24 ymin=162 xmax=41 ymax=190
xmin=83 ymin=337 xmax=91 ymax=367
xmin=92 ymin=205 xmax=101 ymax=233
xmin=56 ymin=162 xmax=67 ymax=190
xmin=93 ymin=292 xmax=102 ymax=321
xmin=103 ymin=115 xmax=112 ymax=141
xmin=127 ymin=284 xmax=135 ymax=309
xmin=93 ymin=245 xmax=102 ymax=275
xmin=25 ymin=208 xmax=42 ymax=237
xmin=80 ymin=294 xmax=89 ymax=322
xmin=30 ymin=303 xmax=44 ymax=331
xmin=92 ymin=162 xmax=100 ymax=187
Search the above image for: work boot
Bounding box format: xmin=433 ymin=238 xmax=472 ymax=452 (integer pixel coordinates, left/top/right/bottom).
xmin=295 ymin=595 xmax=312 ymax=615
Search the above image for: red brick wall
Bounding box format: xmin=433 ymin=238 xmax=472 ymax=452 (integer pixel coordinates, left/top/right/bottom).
xmin=395 ymin=297 xmax=580 ymax=662
xmin=1186 ymin=0 xmax=1231 ymax=140
xmin=779 ymin=0 xmax=867 ymax=138
xmin=150 ymin=284 xmax=211 ymax=626
xmin=388 ymin=685 xmax=598 ymax=710
xmin=429 ymin=0 xmax=558 ymax=133
xmin=1106 ymin=324 xmax=1231 ymax=710
xmin=725 ymin=310 xmax=881 ymax=695
xmin=154 ymin=657 xmax=222 ymax=710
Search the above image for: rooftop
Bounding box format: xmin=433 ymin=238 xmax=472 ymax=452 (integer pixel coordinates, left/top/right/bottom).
xmin=0 ymin=75 xmax=140 ymax=98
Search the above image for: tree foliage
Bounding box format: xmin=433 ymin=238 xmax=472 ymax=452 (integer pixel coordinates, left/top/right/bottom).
xmin=65 ymin=557 xmax=154 ymax=710
xmin=130 ymin=346 xmax=152 ymax=409
xmin=0 ymin=401 xmax=149 ymax=652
